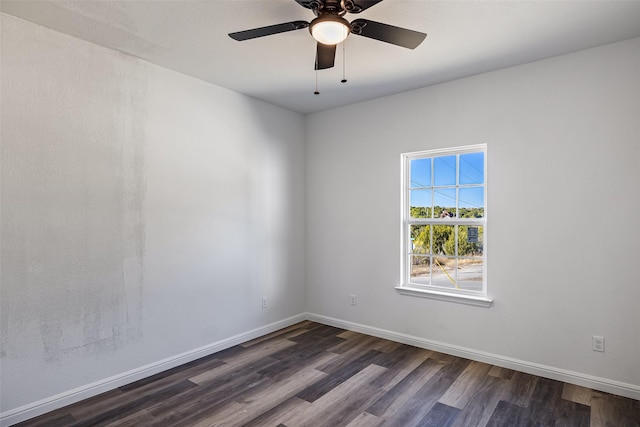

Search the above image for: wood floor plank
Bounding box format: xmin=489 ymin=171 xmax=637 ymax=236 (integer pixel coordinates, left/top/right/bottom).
xmin=12 ymin=412 xmax=76 ymax=427
xmin=240 ymin=321 xmax=312 ymax=348
xmin=562 ymin=383 xmax=594 ymax=406
xmin=485 ymin=400 xmax=528 ymax=426
xmin=117 ymin=357 xmax=226 ymax=398
xmin=417 ymin=402 xmax=461 ymax=427
xmin=15 ymin=322 xmax=639 ymax=427
xmin=37 ymin=388 xmax=124 ymax=424
xmin=487 ymin=365 xmax=515 ymax=380
xmin=438 ymin=360 xmax=493 ymax=409
xmin=554 ymin=400 xmax=591 ymax=427
xmin=189 ymin=356 xmax=331 ymax=427
xmin=326 ymin=332 xmax=379 ymax=355
xmin=502 ymin=370 xmax=539 ymax=407
xmin=590 ymin=390 xmax=640 ymax=427
xmin=193 ymin=373 xmax=324 ymax=427
xmin=345 ymin=411 xmax=384 ymax=427
xmin=366 ymin=358 xmax=444 ymax=418
xmin=119 ymin=355 xmax=225 ymax=393
xmin=189 ymin=338 xmax=295 ymax=385
xmin=449 ymin=375 xmax=504 ymax=427
xmin=522 ymin=377 xmax=565 ymax=425
xmin=296 ymin=349 xmax=385 ymax=402
xmin=258 ymin=347 xmax=340 ymax=381
xmin=102 ymin=409 xmax=157 ymax=427
xmin=146 ymin=372 xmax=269 ymax=426
xmin=72 ymin=380 xmax=198 ymax=426
xmin=282 ymin=364 xmax=387 ymax=427
xmin=241 ymin=396 xmax=311 ymax=427
xmin=382 ymin=357 xmax=471 ymax=426
xmin=371 ymin=345 xmax=433 ymax=390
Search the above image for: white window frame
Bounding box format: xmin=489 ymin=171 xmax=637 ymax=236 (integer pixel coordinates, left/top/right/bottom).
xmin=396 ymin=144 xmax=492 ymax=307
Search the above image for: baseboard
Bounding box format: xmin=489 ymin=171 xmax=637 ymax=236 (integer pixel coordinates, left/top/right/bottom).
xmin=0 ymin=313 xmax=306 ymax=427
xmin=306 ymin=313 xmax=640 ymax=401
xmin=4 ymin=311 xmax=638 ymax=426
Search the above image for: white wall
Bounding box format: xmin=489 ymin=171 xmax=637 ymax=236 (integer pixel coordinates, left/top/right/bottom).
xmin=0 ymin=13 xmax=305 ymax=414
xmin=306 ymin=37 xmax=640 ymax=391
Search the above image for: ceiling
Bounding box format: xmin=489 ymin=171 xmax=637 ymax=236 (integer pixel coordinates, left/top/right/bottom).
xmin=3 ymin=0 xmax=640 ymax=114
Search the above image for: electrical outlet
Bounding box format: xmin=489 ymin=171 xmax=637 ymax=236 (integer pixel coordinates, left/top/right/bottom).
xmin=262 ymin=297 xmax=267 ymax=309
xmin=592 ymin=336 xmax=604 ymax=352
xmin=350 ymin=295 xmax=356 ymax=306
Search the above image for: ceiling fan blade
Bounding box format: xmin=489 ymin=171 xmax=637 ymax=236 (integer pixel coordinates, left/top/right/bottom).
xmin=315 ymin=43 xmax=336 ymax=70
xmin=350 ymin=19 xmax=426 ymax=49
xmin=229 ymin=21 xmax=308 ymax=41
xmin=343 ymin=0 xmax=385 ymax=13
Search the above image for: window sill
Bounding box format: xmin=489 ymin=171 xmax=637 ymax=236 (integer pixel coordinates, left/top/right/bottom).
xmin=395 ymin=286 xmax=493 ymax=308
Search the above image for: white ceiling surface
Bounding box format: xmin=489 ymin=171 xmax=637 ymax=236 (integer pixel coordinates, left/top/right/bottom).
xmin=3 ymin=1 xmax=640 ymax=114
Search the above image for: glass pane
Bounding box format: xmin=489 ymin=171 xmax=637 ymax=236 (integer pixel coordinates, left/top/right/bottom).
xmin=459 ymin=226 xmax=484 ymax=256
xmin=432 ymin=257 xmax=456 ymax=289
xmin=459 ymin=152 xmax=484 ymax=185
xmin=410 ymin=158 xmax=431 ymax=188
xmin=409 ymin=224 xmax=431 ymax=254
xmin=458 ymin=258 xmax=483 ymax=292
xmin=410 ymin=256 xmax=430 ymax=285
xmin=409 ymin=189 xmax=432 ymax=218
xmin=434 ymin=155 xmax=456 ymax=186
xmin=432 ymin=224 xmax=454 ymax=255
xmin=434 ymin=189 xmax=456 ymax=218
xmin=459 ymin=187 xmax=484 ymax=218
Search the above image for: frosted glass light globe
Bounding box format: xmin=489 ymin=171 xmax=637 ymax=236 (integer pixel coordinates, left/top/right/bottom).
xmin=310 ymin=16 xmax=350 ymax=45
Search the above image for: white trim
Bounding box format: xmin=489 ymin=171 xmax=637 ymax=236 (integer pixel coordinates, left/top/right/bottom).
xmin=395 ymin=285 xmax=493 ymax=307
xmin=0 ymin=314 xmax=306 ymax=427
xmin=306 ymin=313 xmax=640 ymax=401
xmin=4 ymin=311 xmax=639 ymax=426
xmin=401 ymin=144 xmax=488 ymax=299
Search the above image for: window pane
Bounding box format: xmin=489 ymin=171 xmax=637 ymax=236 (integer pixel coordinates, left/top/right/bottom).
xmin=402 ymin=146 xmax=487 ymax=299
xmin=459 ymin=152 xmax=484 ymax=185
xmin=434 ymin=189 xmax=456 ymax=218
xmin=410 ymin=158 xmax=431 ymax=188
xmin=458 ymin=258 xmax=483 ymax=292
xmin=409 ymin=189 xmax=432 ymax=218
xmin=434 ymin=155 xmax=456 ymax=186
xmin=432 ymin=225 xmax=454 ymax=255
xmin=459 ymin=226 xmax=484 ymax=256
xmin=459 ymin=187 xmax=484 ymax=218
xmin=410 ymin=224 xmax=430 ymax=254
xmin=432 ymin=257 xmax=456 ymax=289
xmin=410 ymin=256 xmax=430 ymax=285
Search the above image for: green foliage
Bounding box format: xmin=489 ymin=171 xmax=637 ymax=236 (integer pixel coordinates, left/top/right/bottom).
xmin=410 ymin=207 xmax=432 ymax=218
xmin=410 ymin=206 xmax=484 ymax=219
xmin=410 ymin=208 xmax=484 ymax=258
xmin=444 ymin=226 xmax=483 ymax=256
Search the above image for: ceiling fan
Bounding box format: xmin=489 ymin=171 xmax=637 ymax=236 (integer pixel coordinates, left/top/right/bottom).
xmin=229 ymin=0 xmax=427 ymax=70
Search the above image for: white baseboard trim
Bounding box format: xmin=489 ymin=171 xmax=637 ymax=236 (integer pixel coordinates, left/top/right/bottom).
xmin=306 ymin=313 xmax=640 ymax=401
xmin=0 ymin=313 xmax=306 ymax=427
xmin=4 ymin=312 xmax=638 ymax=426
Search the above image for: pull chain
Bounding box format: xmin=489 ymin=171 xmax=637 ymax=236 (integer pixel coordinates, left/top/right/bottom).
xmin=314 ymin=68 xmax=320 ymax=95
xmin=341 ymin=38 xmax=347 ymax=83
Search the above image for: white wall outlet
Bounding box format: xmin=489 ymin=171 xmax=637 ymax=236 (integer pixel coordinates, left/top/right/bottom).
xmin=592 ymin=336 xmax=604 ymax=352
xmin=350 ymin=294 xmax=356 ymax=306
xmin=261 ymin=297 xmax=267 ymax=309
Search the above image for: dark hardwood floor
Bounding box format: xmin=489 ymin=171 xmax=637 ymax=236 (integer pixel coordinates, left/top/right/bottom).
xmin=15 ymin=321 xmax=640 ymax=427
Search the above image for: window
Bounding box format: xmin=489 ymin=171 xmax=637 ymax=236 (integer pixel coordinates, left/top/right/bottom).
xmin=397 ymin=144 xmax=491 ymax=307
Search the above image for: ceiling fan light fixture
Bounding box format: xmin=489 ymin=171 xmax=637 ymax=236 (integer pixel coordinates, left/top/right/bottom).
xmin=310 ymin=14 xmax=350 ymax=45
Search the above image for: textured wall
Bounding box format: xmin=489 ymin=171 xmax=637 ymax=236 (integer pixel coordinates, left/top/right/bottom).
xmin=0 ymin=13 xmax=305 ymax=413
xmin=305 ymin=37 xmax=640 ymax=390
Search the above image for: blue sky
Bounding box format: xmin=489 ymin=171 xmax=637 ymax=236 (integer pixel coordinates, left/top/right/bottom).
xmin=410 ymin=152 xmax=484 ymax=209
